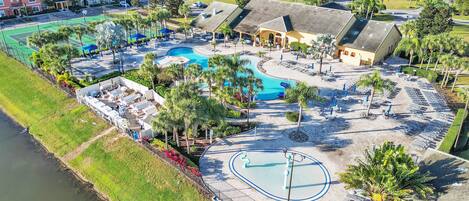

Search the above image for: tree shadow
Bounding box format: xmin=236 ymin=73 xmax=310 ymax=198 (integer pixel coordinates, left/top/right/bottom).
xmin=420 ymin=157 xmax=468 ymax=195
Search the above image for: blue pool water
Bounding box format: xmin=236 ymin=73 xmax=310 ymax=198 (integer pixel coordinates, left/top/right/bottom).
xmin=167 ymin=47 xmax=296 ymax=100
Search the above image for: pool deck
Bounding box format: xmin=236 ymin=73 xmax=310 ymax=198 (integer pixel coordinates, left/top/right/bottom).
xmin=70 ymin=34 xmax=457 ymax=200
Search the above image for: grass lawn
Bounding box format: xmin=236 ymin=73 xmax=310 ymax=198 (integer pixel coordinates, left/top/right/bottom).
xmin=0 ymin=52 xmax=108 ymax=156
xmin=70 ymin=132 xmax=206 ymax=201
xmin=373 ymin=13 xmax=395 ymax=22
xmin=0 ymin=53 xmax=206 ymax=200
xmin=451 ymin=24 xmax=469 ymax=42
xmin=383 ymin=0 xmax=419 ymax=10
xmin=453 ymin=15 xmax=469 ymax=21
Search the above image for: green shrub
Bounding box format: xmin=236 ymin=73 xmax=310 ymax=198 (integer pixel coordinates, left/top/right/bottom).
xmin=401 ymin=66 xmax=439 ymax=83
xmin=439 ymin=109 xmax=467 ymax=153
xmin=286 ymin=111 xmax=301 ymax=122
xmin=214 ymin=122 xmax=242 ymax=137
xmin=123 ymin=70 xmax=152 ymax=88
xmin=226 ymin=109 xmax=242 ymax=118
xmin=190 ymin=145 xmax=198 ymax=153
xmin=151 ymin=138 xmax=167 ymax=150
xmin=290 ymin=42 xmax=309 ymax=54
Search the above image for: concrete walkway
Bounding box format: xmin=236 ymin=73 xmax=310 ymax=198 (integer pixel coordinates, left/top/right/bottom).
xmin=62 ymin=126 xmax=116 ymax=162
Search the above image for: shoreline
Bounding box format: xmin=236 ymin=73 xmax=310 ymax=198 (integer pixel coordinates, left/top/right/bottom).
xmin=0 ymin=107 xmax=109 ymax=201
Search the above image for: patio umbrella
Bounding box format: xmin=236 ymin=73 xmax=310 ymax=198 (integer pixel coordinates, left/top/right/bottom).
xmin=130 ymin=33 xmax=146 ymax=41
xmin=280 ymin=54 xmax=283 ymax=61
xmin=342 ymin=83 xmax=346 ymax=91
xmin=159 ymin=28 xmax=174 ymax=36
xmin=330 ymin=107 xmax=334 ymax=115
xmin=311 ymin=63 xmax=314 ymax=69
xmin=329 ymin=65 xmax=332 ymax=72
xmin=81 ymin=44 xmax=98 ymax=54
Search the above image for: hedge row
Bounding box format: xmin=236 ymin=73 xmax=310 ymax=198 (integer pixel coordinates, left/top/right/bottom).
xmin=401 ymin=66 xmax=440 ymax=83
xmin=439 ymin=109 xmax=467 ymax=153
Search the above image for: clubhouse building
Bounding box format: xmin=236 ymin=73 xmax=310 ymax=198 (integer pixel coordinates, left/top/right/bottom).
xmin=193 ymin=0 xmax=402 ymax=66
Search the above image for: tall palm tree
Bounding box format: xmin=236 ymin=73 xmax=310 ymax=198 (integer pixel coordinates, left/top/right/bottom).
xmin=58 ymin=26 xmax=74 ymax=45
xmin=151 ymin=109 xmax=172 ymax=149
xmin=202 ymin=70 xmax=216 ymax=98
xmin=309 ymin=34 xmax=336 ymax=75
xmin=439 ymin=54 xmax=454 ymax=88
xmin=72 ymin=25 xmax=90 ymax=48
xmin=157 ymin=8 xmax=171 ymax=29
xmin=339 ymin=141 xmax=434 ymax=200
xmin=423 ymin=35 xmax=436 ymax=70
xmin=432 ymin=33 xmax=450 ymax=71
xmin=357 ymin=70 xmax=393 ymax=116
xmin=139 ymin=53 xmax=160 ymax=89
xmin=285 ymin=82 xmax=322 ymax=135
xmin=451 ymin=57 xmax=469 ymax=92
xmin=366 ymin=0 xmax=386 ymax=20
xmin=218 ymin=22 xmax=233 ymax=47
xmin=245 ymin=74 xmax=263 ymax=125
xmin=178 ymin=3 xmax=191 ymax=39
xmin=394 ymin=36 xmax=420 ymax=66
xmin=223 ymin=54 xmax=251 ymax=93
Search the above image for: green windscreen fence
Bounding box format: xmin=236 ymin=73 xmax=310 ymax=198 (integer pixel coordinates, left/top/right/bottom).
xmin=0 ymin=15 xmax=108 ymax=66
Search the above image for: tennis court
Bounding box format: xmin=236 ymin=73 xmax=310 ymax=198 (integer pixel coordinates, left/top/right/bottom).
xmin=0 ymin=15 xmax=108 ymax=65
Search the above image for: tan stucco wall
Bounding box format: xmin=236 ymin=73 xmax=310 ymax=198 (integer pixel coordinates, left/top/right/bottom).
xmin=373 ymin=26 xmax=402 ymax=63
xmin=258 ymin=28 xmax=319 ymax=47
xmin=338 ymin=47 xmax=376 ymax=66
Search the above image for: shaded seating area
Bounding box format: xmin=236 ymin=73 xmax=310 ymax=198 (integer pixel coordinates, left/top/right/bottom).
xmin=77 ymin=77 xmax=165 ymax=140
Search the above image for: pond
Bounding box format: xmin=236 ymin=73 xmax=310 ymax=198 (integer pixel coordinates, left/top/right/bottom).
xmin=0 ymin=112 xmax=101 ymax=201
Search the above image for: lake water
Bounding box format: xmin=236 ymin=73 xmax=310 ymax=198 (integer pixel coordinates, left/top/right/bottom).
xmin=0 ymin=112 xmax=101 ymax=201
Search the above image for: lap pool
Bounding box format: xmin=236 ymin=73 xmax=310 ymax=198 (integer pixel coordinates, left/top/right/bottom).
xmin=167 ymin=47 xmax=296 ymax=100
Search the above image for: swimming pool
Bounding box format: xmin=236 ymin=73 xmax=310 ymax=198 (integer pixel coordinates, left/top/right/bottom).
xmin=167 ymin=47 xmax=296 ymax=100
xmin=229 ymin=149 xmax=331 ymax=200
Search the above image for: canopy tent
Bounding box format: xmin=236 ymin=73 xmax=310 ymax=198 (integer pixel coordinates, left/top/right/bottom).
xmin=130 ymin=33 xmax=147 ymax=41
xmin=82 ymin=44 xmax=98 ymax=53
xmin=159 ymin=28 xmax=175 ymax=35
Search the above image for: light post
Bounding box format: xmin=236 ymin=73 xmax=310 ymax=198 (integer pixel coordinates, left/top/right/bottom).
xmin=282 ymin=147 xmax=305 ymax=201
xmin=82 ymin=9 xmax=87 ymax=23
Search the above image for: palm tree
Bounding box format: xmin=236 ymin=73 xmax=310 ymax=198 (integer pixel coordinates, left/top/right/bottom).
xmin=218 ymin=22 xmax=233 ymax=47
xmin=339 ymin=141 xmax=434 ymax=200
xmin=422 ymin=35 xmax=436 ymax=70
xmin=357 ymin=70 xmax=393 ymax=116
xmin=157 ymin=8 xmax=171 ymax=29
xmin=394 ymin=36 xmax=420 ymax=66
xmin=72 ymin=25 xmax=90 ymax=48
xmin=185 ymin=63 xmax=203 ymax=82
xmin=366 ymin=0 xmax=386 ymax=20
xmin=285 ymin=82 xmax=322 ymax=135
xmin=112 ymin=17 xmax=134 ymax=42
xmin=223 ymin=54 xmax=251 ymax=93
xmin=309 ymin=34 xmax=336 ymax=75
xmin=131 ymin=13 xmax=144 ymax=34
xmin=151 ymin=109 xmax=172 ymax=149
xmin=399 ymin=20 xmax=418 ymax=38
xmin=58 ymin=26 xmax=74 ymax=45
xmin=451 ymin=57 xmax=468 ymax=92
xmin=178 ymin=3 xmax=191 ymax=39
xmin=245 ymin=74 xmax=263 ymax=125
xmin=202 ymin=70 xmax=216 ymax=98
xmin=139 ymin=53 xmax=160 ymax=89
xmin=439 ymin=54 xmax=454 ymax=88
xmin=432 ymin=33 xmax=450 ymax=71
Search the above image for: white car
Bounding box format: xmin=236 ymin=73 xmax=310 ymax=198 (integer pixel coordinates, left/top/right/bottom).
xmin=119 ymin=1 xmax=130 ymax=7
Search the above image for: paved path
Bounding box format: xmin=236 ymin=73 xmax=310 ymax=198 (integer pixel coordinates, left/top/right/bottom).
xmin=62 ymin=126 xmax=116 ymax=162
